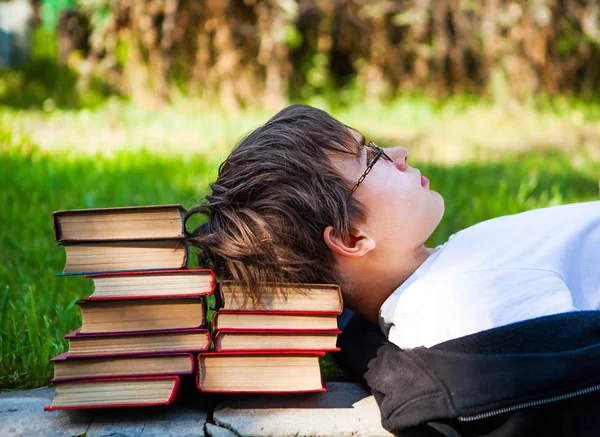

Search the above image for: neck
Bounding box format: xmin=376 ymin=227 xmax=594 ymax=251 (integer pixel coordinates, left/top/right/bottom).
xmin=344 ymin=245 xmax=435 ymax=324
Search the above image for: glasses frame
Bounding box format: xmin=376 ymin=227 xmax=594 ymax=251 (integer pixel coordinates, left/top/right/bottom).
xmin=349 ymin=141 xmax=393 ymax=195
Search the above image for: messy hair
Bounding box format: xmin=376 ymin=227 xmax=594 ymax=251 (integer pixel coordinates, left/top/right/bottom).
xmin=186 ymin=104 xmax=366 ymax=304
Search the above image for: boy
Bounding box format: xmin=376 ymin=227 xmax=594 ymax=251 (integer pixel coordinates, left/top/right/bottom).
xmin=187 ymin=105 xmax=600 ymax=436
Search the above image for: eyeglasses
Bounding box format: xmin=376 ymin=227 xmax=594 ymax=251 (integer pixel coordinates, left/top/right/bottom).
xmin=349 ymin=141 xmax=393 ymax=195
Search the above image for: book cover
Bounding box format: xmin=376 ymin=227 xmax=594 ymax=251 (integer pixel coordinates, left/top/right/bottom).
xmin=50 ymin=352 xmax=195 ymax=383
xmin=65 ymin=327 xmax=211 ymax=357
xmin=44 ymin=375 xmax=181 ymax=411
xmin=76 ymin=296 xmax=206 ymax=334
xmin=212 ymin=310 xmax=341 ymax=330
xmin=57 ymin=240 xmax=189 ymax=276
xmin=216 ymin=281 xmax=343 ymax=313
xmin=52 ymin=204 xmax=186 ymax=242
xmin=196 ymin=350 xmax=326 ymax=394
xmin=214 ymin=329 xmax=341 ymax=352
xmin=84 ymin=268 xmax=216 ymax=300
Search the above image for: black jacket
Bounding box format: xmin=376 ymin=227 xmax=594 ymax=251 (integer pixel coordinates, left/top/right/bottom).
xmin=336 ymin=311 xmax=600 ymax=437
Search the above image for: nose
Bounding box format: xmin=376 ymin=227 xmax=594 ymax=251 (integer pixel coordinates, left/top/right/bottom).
xmin=388 ymin=146 xmax=408 ymax=171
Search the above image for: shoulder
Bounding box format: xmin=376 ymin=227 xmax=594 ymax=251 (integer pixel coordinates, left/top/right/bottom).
xmin=387 ymin=268 xmax=573 ymax=348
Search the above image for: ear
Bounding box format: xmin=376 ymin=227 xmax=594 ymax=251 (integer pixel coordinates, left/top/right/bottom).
xmin=323 ymin=226 xmax=376 ymax=259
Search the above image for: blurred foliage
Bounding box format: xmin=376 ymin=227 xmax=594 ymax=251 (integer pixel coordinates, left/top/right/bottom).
xmin=41 ymin=0 xmax=75 ymax=31
xmin=3 ymin=0 xmax=600 ymax=109
xmin=0 ymin=28 xmax=112 ymax=109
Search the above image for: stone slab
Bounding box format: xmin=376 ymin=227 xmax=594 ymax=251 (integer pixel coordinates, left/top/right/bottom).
xmin=0 ymin=387 xmax=208 ymax=437
xmin=0 ymin=388 xmax=92 ymax=437
xmin=205 ymin=423 xmax=239 ymax=437
xmin=213 ymin=382 xmax=393 ymax=437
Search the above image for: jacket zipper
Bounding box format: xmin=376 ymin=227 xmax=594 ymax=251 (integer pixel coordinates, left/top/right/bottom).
xmin=457 ymin=383 xmax=600 ymax=422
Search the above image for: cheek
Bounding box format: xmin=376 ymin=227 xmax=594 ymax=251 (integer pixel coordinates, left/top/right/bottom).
xmin=380 ymin=177 xmax=422 ymax=210
xmin=363 ymin=179 xmax=422 ymax=230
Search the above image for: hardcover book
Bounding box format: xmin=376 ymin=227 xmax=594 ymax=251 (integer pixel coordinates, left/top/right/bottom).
xmin=65 ymin=327 xmax=210 ymax=357
xmin=50 ymin=352 xmax=194 ymax=382
xmin=218 ymin=281 xmax=343 ymax=313
xmin=214 ymin=329 xmax=341 ymax=352
xmin=45 ymin=376 xmax=181 ymax=410
xmin=84 ymin=269 xmax=215 ymax=300
xmin=196 ymin=350 xmax=326 ymax=393
xmin=59 ymin=240 xmax=188 ymax=275
xmin=213 ymin=310 xmax=340 ymax=331
xmin=77 ymin=297 xmax=206 ymax=334
xmin=52 ymin=204 xmax=186 ymax=242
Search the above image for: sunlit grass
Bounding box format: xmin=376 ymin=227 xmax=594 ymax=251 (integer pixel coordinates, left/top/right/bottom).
xmin=1 ymin=99 xmax=599 ymax=389
xmin=3 ymin=95 xmax=600 ymax=166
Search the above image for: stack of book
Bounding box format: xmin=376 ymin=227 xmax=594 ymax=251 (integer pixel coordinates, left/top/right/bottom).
xmin=196 ymin=281 xmax=343 ymax=394
xmin=45 ymin=205 xmax=213 ymax=411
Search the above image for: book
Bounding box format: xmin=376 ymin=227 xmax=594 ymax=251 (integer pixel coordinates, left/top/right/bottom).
xmin=213 ymin=310 xmax=340 ymax=331
xmin=44 ymin=376 xmax=181 ymax=410
xmin=52 ymin=204 xmax=186 ymax=242
xmin=65 ymin=327 xmax=210 ymax=357
xmin=84 ymin=269 xmax=215 ymax=300
xmin=50 ymin=352 xmax=194 ymax=382
xmin=77 ymin=297 xmax=206 ymax=334
xmin=218 ymin=281 xmax=343 ymax=313
xmin=59 ymin=240 xmax=188 ymax=275
xmin=196 ymin=351 xmax=326 ymax=393
xmin=214 ymin=329 xmax=341 ymax=352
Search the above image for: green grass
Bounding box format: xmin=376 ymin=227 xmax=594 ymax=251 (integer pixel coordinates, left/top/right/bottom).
xmin=1 ymin=99 xmax=599 ymax=390
xmin=0 ymin=137 xmax=214 ymax=389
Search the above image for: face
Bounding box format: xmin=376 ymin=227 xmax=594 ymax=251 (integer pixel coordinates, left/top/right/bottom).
xmin=334 ymin=129 xmax=445 ymax=255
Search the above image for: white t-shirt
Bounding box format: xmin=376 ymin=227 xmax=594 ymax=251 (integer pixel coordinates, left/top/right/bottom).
xmin=379 ymin=201 xmax=600 ymax=349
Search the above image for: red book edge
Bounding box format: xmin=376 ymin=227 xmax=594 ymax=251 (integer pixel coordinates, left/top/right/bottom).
xmin=196 ymin=351 xmax=326 ymax=393
xmin=214 ymin=329 xmax=341 ymax=352
xmin=215 ymin=328 xmax=341 ymax=334
xmin=50 ymin=351 xmax=193 ymax=362
xmin=52 ymin=204 xmax=186 ymax=242
xmin=197 ymin=349 xmax=327 ymax=356
xmin=78 ymin=294 xmax=208 ymax=304
xmin=44 ymin=375 xmax=181 ymax=411
xmin=65 ymin=327 xmax=209 ymax=338
xmin=50 ymin=353 xmax=195 ymax=383
xmin=76 ymin=297 xmax=206 ymax=334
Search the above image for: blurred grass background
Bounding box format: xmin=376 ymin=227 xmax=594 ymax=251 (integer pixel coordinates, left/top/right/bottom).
xmin=1 ymin=0 xmax=600 ymax=389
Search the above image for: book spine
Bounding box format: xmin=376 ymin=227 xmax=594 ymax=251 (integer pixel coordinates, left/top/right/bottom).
xmin=215 ymin=282 xmax=225 ymax=310
xmin=178 ymin=206 xmax=186 ymax=237
xmin=52 ymin=211 xmax=62 ymax=242
xmin=212 ymin=312 xmax=220 ymax=330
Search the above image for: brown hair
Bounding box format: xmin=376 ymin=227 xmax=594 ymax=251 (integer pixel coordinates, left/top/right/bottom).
xmin=186 ymin=104 xmax=366 ymax=304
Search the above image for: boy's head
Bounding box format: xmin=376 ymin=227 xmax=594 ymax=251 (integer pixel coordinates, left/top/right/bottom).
xmin=187 ymin=104 xmax=444 ymax=312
